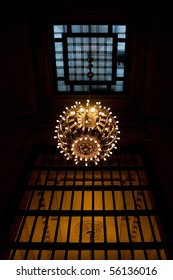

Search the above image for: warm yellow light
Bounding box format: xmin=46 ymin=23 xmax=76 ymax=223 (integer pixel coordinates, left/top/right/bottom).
xmin=54 ymin=100 xmax=120 ymax=166
xmin=90 ymin=107 xmax=95 ymax=113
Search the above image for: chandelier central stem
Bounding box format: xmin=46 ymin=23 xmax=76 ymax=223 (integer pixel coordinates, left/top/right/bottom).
xmin=87 ymin=54 xmax=94 ymax=101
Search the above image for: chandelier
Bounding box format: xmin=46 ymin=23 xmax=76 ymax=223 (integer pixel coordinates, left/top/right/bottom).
xmin=54 ymin=56 xmax=120 ymax=165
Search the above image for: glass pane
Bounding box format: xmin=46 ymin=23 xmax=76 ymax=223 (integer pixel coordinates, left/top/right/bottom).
xmin=68 ymin=250 xmax=78 ymax=260
xmin=104 ymin=191 xmax=113 ymax=210
xmin=106 ymin=217 xmax=116 ymax=242
xmin=72 ymin=25 xmax=88 ymax=32
xmin=85 ymin=170 xmax=93 ymax=186
xmin=81 ymin=250 xmax=92 ymax=260
xmin=72 ymin=191 xmax=82 ymax=210
xmin=103 ymin=170 xmax=111 ymax=185
xmin=53 ymin=25 xmax=67 ymax=37
xmin=66 ymin=171 xmax=74 ymax=185
xmin=94 ymin=250 xmax=105 ymax=260
xmin=134 ymin=190 xmax=146 ymax=210
xmin=134 ymin=250 xmax=145 ymax=260
xmin=94 ymin=171 xmax=102 ymax=186
xmin=56 ymin=60 xmax=64 ymax=67
xmin=28 ymin=250 xmax=39 ymax=260
xmin=32 ymin=250 xmax=40 ymax=260
xmin=114 ymin=191 xmax=123 ymax=210
xmin=112 ymin=171 xmax=121 ymax=186
xmin=69 ymin=217 xmax=80 ymax=242
xmin=82 ymin=217 xmax=92 ymax=243
xmin=118 ymin=216 xmax=129 ymax=242
xmin=94 ymin=191 xmax=102 ymax=210
xmin=129 ymin=170 xmax=140 ymax=185
xmin=111 ymin=82 xmax=124 ymax=92
xmin=46 ymin=217 xmax=57 ymax=242
xmin=62 ymin=191 xmax=72 ymax=210
xmin=112 ymin=25 xmax=126 ymax=34
xmin=51 ymin=191 xmax=62 ymax=210
xmin=117 ymin=68 xmax=124 ymax=77
xmin=130 ymin=216 xmax=142 ymax=242
xmin=98 ymin=25 xmax=108 ymax=32
xmin=29 ymin=191 xmax=49 ymax=210
xmin=47 ymin=171 xmax=57 ymax=185
xmin=55 ymin=42 xmax=63 ymax=52
xmin=56 ymin=68 xmax=64 ymax=77
xmin=76 ymin=171 xmax=83 ymax=185
xmin=118 ymin=33 xmax=126 ymax=39
xmin=120 ymin=250 xmax=132 ymax=260
xmin=150 ymin=216 xmax=162 ymax=242
xmin=13 ymin=250 xmax=27 ymax=260
xmin=124 ymin=191 xmax=135 ymax=210
xmin=55 ymin=53 xmax=63 ymax=60
xmin=107 ymin=250 xmax=118 ymax=260
xmin=147 ymin=250 xmax=159 ymax=260
xmin=139 ymin=216 xmax=153 ymax=242
xmin=94 ymin=217 xmax=104 ymax=243
xmin=56 ymin=171 xmax=66 ymax=186
xmin=83 ymin=191 xmax=92 ymax=210
xmin=159 ymin=250 xmax=167 ymax=260
xmin=40 ymin=250 xmax=52 ymax=260
xmin=74 ymin=85 xmax=88 ymax=91
xmin=121 ymin=170 xmax=130 ymax=186
xmin=19 ymin=216 xmax=35 ymax=242
xmin=56 ymin=217 xmax=69 ymax=242
xmin=54 ymin=250 xmax=65 ymax=260
xmin=32 ymin=216 xmax=44 ymax=242
xmin=117 ymin=42 xmax=125 ymax=52
xmin=41 ymin=191 xmax=51 ymax=209
xmin=57 ymin=81 xmax=70 ymax=91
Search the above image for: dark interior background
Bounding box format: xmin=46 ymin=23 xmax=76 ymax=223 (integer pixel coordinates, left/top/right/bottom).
xmin=0 ymin=0 xmax=173 ymax=253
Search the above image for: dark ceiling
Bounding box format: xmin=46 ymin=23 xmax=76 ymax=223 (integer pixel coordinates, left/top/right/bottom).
xmin=0 ymin=0 xmax=172 ymax=117
xmin=0 ymin=0 xmax=173 ymax=260
xmin=0 ymin=0 xmax=173 ymax=219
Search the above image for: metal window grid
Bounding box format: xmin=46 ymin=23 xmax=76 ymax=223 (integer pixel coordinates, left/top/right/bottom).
xmin=0 ymin=147 xmax=169 ymax=260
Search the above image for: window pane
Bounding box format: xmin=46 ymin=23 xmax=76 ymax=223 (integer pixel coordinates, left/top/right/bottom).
xmin=106 ymin=217 xmax=116 ymax=242
xmin=94 ymin=191 xmax=102 ymax=210
xmin=118 ymin=216 xmax=129 ymax=242
xmin=104 ymin=191 xmax=114 ymax=210
xmin=62 ymin=191 xmax=72 ymax=210
xmin=19 ymin=216 xmax=35 ymax=242
xmin=53 ymin=24 xmax=127 ymax=93
xmin=4 ymin=148 xmax=168 ymax=260
xmin=83 ymin=191 xmax=92 ymax=210
xmin=56 ymin=217 xmax=69 ymax=242
xmin=72 ymin=191 xmax=82 ymax=210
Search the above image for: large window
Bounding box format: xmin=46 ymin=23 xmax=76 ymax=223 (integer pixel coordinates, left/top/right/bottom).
xmin=1 ymin=146 xmax=169 ymax=260
xmin=53 ymin=25 xmax=127 ymax=94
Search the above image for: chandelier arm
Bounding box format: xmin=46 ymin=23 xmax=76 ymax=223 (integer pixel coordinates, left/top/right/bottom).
xmin=104 ymin=136 xmax=117 ymax=146
xmin=57 ymin=131 xmax=68 ymax=146
xmin=103 ymin=126 xmax=117 ymax=141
